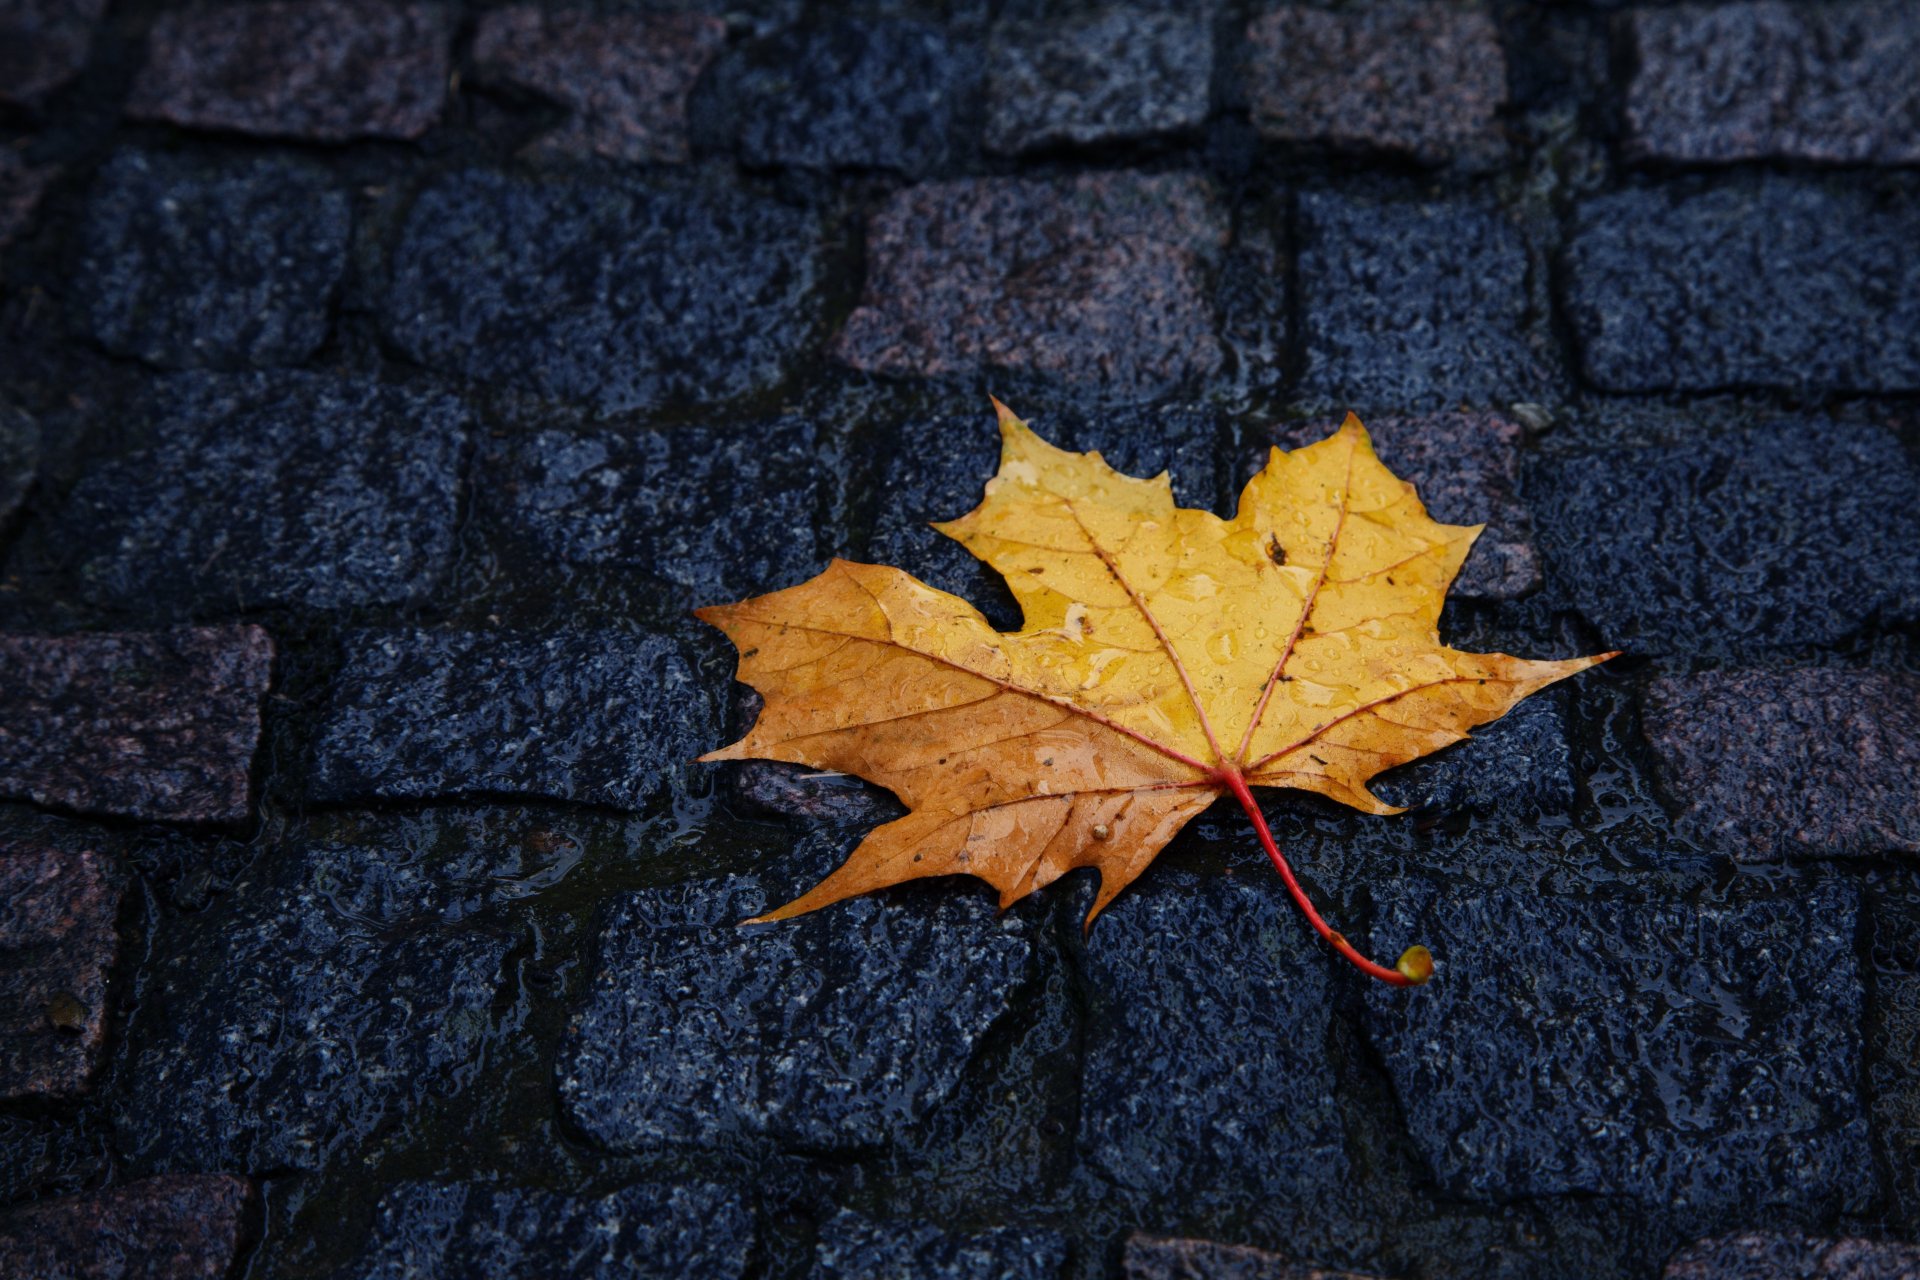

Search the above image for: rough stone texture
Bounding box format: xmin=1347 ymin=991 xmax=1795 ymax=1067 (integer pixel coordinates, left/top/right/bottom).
xmin=45 ymin=372 xmax=466 ymax=614
xmin=0 ymin=627 xmax=273 ymax=823
xmin=74 ymin=150 xmax=349 ymax=370
xmin=1266 ymin=413 xmax=1539 ymax=600
xmin=1296 ymin=192 xmax=1548 ymax=409
xmin=114 ymin=839 xmax=514 ymax=1173
xmin=0 ymin=150 xmax=53 ymax=248
xmin=985 ymin=10 xmax=1212 ymax=155
xmin=1079 ymin=873 xmax=1346 ymax=1224
xmin=127 ymin=0 xmax=449 ymax=142
xmin=559 ymin=869 xmax=1031 ymax=1152
xmin=1124 ymin=1235 xmax=1390 ymax=1280
xmin=310 ymin=628 xmax=711 ymax=811
xmin=471 ymin=9 xmax=727 ymax=164
xmin=1372 ymin=693 xmax=1574 ymax=815
xmin=0 ymin=403 xmax=37 ymax=527
xmin=1625 ymin=3 xmax=1920 ymax=166
xmin=1245 ymin=6 xmax=1506 ymax=164
xmin=484 ymin=417 xmax=856 ymax=602
xmin=383 ymin=169 xmax=822 ymax=412
xmin=346 ymin=1180 xmax=753 ymax=1280
xmin=1663 ymin=1233 xmax=1920 ymax=1279
xmin=1366 ymin=881 xmax=1872 ymax=1214
xmin=1527 ymin=421 xmax=1920 ymax=653
xmin=0 ymin=0 xmax=105 ymax=106
xmin=835 ymin=173 xmax=1227 ymax=395
xmin=0 ymin=846 xmax=123 ymax=1101
xmin=721 ymin=18 xmax=973 ymax=174
xmin=1643 ymin=669 xmax=1920 ymax=862
xmin=729 ymin=760 xmax=901 ymax=829
xmin=0 ymin=1175 xmax=254 ymax=1280
xmin=814 ymin=1209 xmax=1069 ymax=1280
xmin=1566 ymin=181 xmax=1920 ymax=393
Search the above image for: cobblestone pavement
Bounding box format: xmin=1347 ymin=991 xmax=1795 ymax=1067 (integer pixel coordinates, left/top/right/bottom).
xmin=2 ymin=2 xmax=1918 ymax=1279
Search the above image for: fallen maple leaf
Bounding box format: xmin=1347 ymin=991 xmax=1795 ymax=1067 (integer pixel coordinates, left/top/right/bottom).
xmin=697 ymin=403 xmax=1614 ymax=985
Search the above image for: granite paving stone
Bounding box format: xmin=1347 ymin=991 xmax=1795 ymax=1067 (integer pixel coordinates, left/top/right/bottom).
xmin=1078 ymin=873 xmax=1346 ymax=1225
xmin=127 ymin=0 xmax=450 ymax=142
xmin=835 ymin=173 xmax=1227 ymax=395
xmin=0 ymin=403 xmax=37 ymax=528
xmin=0 ymin=627 xmax=273 ymax=823
xmin=113 ymin=839 xmax=516 ymax=1173
xmin=0 ymin=150 xmax=53 ymax=248
xmin=1663 ymin=1233 xmax=1920 ymax=1279
xmin=1124 ymin=1234 xmax=1392 ymax=1280
xmin=813 ymin=1208 xmax=1069 ymax=1280
xmin=1527 ymin=420 xmax=1920 ymax=653
xmin=383 ymin=169 xmax=823 ymax=412
xmin=0 ymin=846 xmax=123 ymax=1101
xmin=1366 ymin=880 xmax=1872 ymax=1214
xmin=1371 ymin=693 xmax=1574 ymax=815
xmin=985 ymin=10 xmax=1212 ymax=155
xmin=1244 ymin=5 xmax=1506 ymax=165
xmin=43 ymin=372 xmax=466 ymax=614
xmin=1296 ymin=191 xmax=1549 ymax=409
xmin=343 ymin=1180 xmax=753 ymax=1280
xmin=558 ymin=867 xmax=1031 ymax=1152
xmin=1643 ymin=669 xmax=1920 ymax=862
xmin=74 ymin=150 xmax=349 ymax=370
xmin=310 ymin=628 xmax=712 ymax=811
xmin=0 ymin=1174 xmax=254 ymax=1280
xmin=1625 ymin=3 xmax=1920 ymax=166
xmin=1566 ymin=180 xmax=1920 ymax=393
xmin=719 ymin=17 xmax=974 ymax=174
xmin=0 ymin=0 xmax=105 ymax=106
xmin=471 ymin=8 xmax=727 ymax=164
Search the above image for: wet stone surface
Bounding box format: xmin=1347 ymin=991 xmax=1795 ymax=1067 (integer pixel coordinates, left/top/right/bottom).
xmin=0 ymin=627 xmax=272 ymax=823
xmin=0 ymin=151 xmax=52 ymax=248
xmin=1566 ymin=180 xmax=1920 ymax=394
xmin=0 ymin=1174 xmax=254 ymax=1280
xmin=814 ymin=1208 xmax=1070 ymax=1280
xmin=127 ymin=0 xmax=449 ymax=142
xmin=0 ymin=846 xmax=123 ymax=1101
xmin=1625 ymin=3 xmax=1920 ymax=166
xmin=114 ymin=838 xmax=516 ymax=1174
xmin=383 ymin=169 xmax=823 ymax=412
xmin=0 ymin=403 xmax=38 ymax=528
xmin=1663 ymin=1233 xmax=1920 ymax=1279
xmin=471 ymin=8 xmax=727 ymax=164
xmin=985 ymin=10 xmax=1212 ymax=155
xmin=74 ymin=150 xmax=350 ymax=370
xmin=1366 ymin=880 xmax=1872 ymax=1215
xmin=1123 ymin=1234 xmax=1388 ymax=1280
xmin=717 ymin=18 xmax=975 ymax=174
xmin=1296 ymin=192 xmax=1548 ymax=411
xmin=559 ymin=868 xmax=1031 ymax=1152
xmin=0 ymin=0 xmax=105 ymax=106
xmin=1643 ymin=669 xmax=1920 ymax=863
xmin=1371 ymin=693 xmax=1574 ymax=816
xmin=310 ymin=627 xmax=712 ymax=811
xmin=1244 ymin=6 xmax=1506 ymax=165
xmin=342 ymin=1179 xmax=753 ymax=1280
xmin=1526 ymin=420 xmax=1920 ymax=654
xmin=835 ymin=173 xmax=1227 ymax=396
xmin=38 ymin=372 xmax=465 ymax=616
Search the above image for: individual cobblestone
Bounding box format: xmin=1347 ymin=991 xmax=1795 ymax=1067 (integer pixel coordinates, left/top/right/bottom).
xmin=719 ymin=18 xmax=974 ymax=174
xmin=558 ymin=866 xmax=1031 ymax=1152
xmin=471 ymin=8 xmax=727 ymax=164
xmin=1124 ymin=1235 xmax=1391 ymax=1280
xmin=43 ymin=372 xmax=465 ymax=615
xmin=1371 ymin=693 xmax=1574 ymax=815
xmin=985 ymin=10 xmax=1212 ymax=155
xmin=1643 ymin=669 xmax=1920 ymax=862
xmin=835 ymin=173 xmax=1227 ymax=395
xmin=1625 ymin=3 xmax=1920 ymax=166
xmin=0 ymin=1175 xmax=253 ymax=1280
xmin=1296 ymin=191 xmax=1548 ymax=409
xmin=0 ymin=404 xmax=37 ymax=528
xmin=0 ymin=0 xmax=105 ymax=106
xmin=1526 ymin=420 xmax=1920 ymax=653
xmin=310 ymin=628 xmax=711 ymax=811
xmin=383 ymin=169 xmax=823 ymax=412
xmin=813 ymin=1209 xmax=1069 ymax=1280
xmin=0 ymin=627 xmax=272 ymax=823
xmin=1663 ymin=1233 xmax=1920 ymax=1279
xmin=346 ymin=1180 xmax=753 ymax=1279
xmin=1566 ymin=180 xmax=1920 ymax=393
xmin=1245 ymin=6 xmax=1506 ymax=165
xmin=74 ymin=150 xmax=349 ymax=370
xmin=0 ymin=151 xmax=52 ymax=248
xmin=1366 ymin=881 xmax=1872 ymax=1214
xmin=127 ymin=0 xmax=449 ymax=141
xmin=0 ymin=846 xmax=123 ymax=1101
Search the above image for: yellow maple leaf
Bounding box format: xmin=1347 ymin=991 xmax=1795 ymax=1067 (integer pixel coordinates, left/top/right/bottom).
xmin=697 ymin=402 xmax=1614 ymax=984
